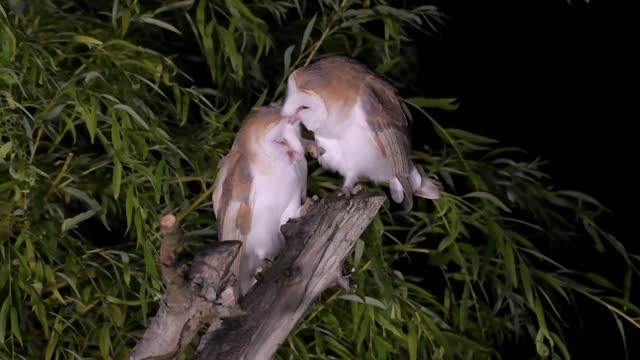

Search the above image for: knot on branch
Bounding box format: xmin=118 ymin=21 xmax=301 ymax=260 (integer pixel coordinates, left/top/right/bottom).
xmin=188 ymin=241 xmax=241 ymax=303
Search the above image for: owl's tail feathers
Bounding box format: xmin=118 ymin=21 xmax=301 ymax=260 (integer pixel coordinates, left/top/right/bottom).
xmin=390 ymin=175 xmax=414 ymax=211
xmin=226 ymin=243 xmax=244 ymax=300
xmin=414 ymin=166 xmax=441 ymax=200
xmin=238 ymin=249 xmax=260 ymax=297
xmin=225 ymin=242 xmax=258 ymax=299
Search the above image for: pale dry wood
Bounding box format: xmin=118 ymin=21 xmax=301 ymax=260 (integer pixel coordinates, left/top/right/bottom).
xmin=192 ymin=192 xmax=385 ymax=360
xmin=127 ymin=193 xmax=385 ymax=360
xmin=125 ymin=214 xmax=242 ymax=360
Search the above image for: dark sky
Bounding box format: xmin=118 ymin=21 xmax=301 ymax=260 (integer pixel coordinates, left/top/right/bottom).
xmin=413 ymin=0 xmax=637 ymax=357
xmin=415 ymin=0 xmax=634 ymax=251
xmin=419 ymin=0 xmax=633 ymax=225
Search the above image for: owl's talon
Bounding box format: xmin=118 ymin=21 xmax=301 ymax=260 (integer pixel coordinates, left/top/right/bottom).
xmin=301 ymin=139 xmax=324 ymax=158
xmin=300 ymin=196 xmax=318 ymax=216
xmin=336 ymin=187 xmax=350 ymax=198
xmin=253 ymin=258 xmax=274 ymax=282
xmin=334 ymin=266 xmax=357 ymax=292
xmin=306 ymin=143 xmax=325 ymax=158
xmin=337 ymin=184 xmax=363 ymax=198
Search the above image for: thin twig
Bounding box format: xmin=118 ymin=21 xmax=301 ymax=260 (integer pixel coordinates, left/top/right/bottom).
xmin=44 ymin=152 xmax=74 ymax=201
xmin=176 ymin=182 xmax=216 ymax=223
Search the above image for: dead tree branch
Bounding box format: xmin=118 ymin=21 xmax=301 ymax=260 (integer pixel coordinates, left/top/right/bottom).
xmin=125 ymin=214 xmax=242 ymax=360
xmin=126 ymin=193 xmax=385 ymax=360
xmin=192 ymin=192 xmax=385 ymax=360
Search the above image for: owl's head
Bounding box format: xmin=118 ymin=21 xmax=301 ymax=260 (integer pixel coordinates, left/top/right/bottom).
xmin=236 ymin=104 xmax=304 ymax=163
xmin=281 ymin=69 xmax=328 ymax=133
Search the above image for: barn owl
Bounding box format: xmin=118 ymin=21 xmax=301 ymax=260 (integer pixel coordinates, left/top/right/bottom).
xmin=281 ymin=55 xmax=440 ymax=210
xmin=212 ymin=104 xmax=311 ymax=299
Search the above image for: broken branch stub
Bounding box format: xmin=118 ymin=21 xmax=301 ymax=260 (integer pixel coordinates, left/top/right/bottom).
xmin=125 ymin=214 xmax=242 ymax=360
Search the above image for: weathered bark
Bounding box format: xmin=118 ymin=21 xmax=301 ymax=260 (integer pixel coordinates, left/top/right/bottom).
xmin=192 ymin=192 xmax=385 ymax=360
xmin=126 ymin=192 xmax=385 ymax=360
xmin=125 ymin=214 xmax=242 ymax=360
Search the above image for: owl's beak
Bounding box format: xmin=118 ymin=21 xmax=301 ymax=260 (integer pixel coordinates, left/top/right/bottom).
xmin=284 ymin=105 xmax=308 ymax=124
xmin=284 ymin=115 xmax=298 ymax=124
xmin=276 ymin=139 xmax=302 ymax=161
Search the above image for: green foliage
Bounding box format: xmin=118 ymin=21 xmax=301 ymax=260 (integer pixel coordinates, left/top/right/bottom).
xmin=0 ymin=0 xmax=636 ymax=359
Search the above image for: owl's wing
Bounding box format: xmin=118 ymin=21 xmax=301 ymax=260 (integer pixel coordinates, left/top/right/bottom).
xmin=360 ymin=75 xmax=414 ymax=210
xmin=212 ymin=151 xmax=254 ymax=293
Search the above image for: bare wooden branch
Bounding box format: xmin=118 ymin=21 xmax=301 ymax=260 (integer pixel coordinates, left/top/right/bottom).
xmin=126 ymin=193 xmax=384 ymax=360
xmin=125 ymin=214 xmax=242 ymax=360
xmin=158 ymin=215 xmax=188 ymax=304
xmin=192 ymin=192 xmax=386 ymax=360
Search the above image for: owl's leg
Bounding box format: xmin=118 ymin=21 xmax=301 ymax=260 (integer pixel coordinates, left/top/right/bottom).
xmin=253 ymin=258 xmax=273 ymax=282
xmin=301 ymin=138 xmax=325 ymax=158
xmin=253 ymin=232 xmax=285 ymax=281
xmin=332 ymin=265 xmax=358 ymax=292
xmin=239 ymin=251 xmax=261 ymax=296
xmin=299 ymin=195 xmax=320 ymax=217
xmin=337 ymin=174 xmax=363 ymax=198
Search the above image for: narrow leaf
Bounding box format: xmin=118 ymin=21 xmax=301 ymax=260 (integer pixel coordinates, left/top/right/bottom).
xmin=111 ymin=115 xmax=122 ymax=150
xmin=139 ymin=16 xmax=182 ymax=34
xmin=0 ymin=297 xmax=9 ymax=341
xmin=34 ymin=302 xmax=49 ymax=338
xmin=520 ymin=259 xmax=535 ymax=308
xmin=112 ymin=158 xmax=122 ymax=199
xmin=338 ymin=295 xmax=386 ymax=310
xmin=459 ymin=283 xmax=469 ymax=331
xmin=504 ymin=242 xmax=518 ymax=288
xmin=446 ymin=128 xmax=498 ymax=144
xmin=114 ymin=104 xmax=149 ymax=130
xmin=443 ymin=331 xmax=493 ymax=352
xmin=105 ymin=296 xmax=146 ymax=306
xmin=612 ymin=315 xmax=628 ymax=360
xmin=125 ymin=183 xmax=135 ymax=232
xmin=407 ymin=317 xmax=417 ymax=360
xmin=406 ymin=97 xmax=459 ymax=111
xmin=111 ymin=0 xmax=119 ymax=31
xmin=44 ymin=332 xmax=58 ymax=360
xmin=557 ymin=190 xmax=603 ymax=208
xmin=253 ymin=87 xmax=269 ymax=109
xmin=62 ymin=187 xmax=101 ymax=212
xmin=354 ymin=239 xmax=365 ymax=268
xmin=10 ymin=307 xmax=21 ymax=344
xmin=437 ymin=232 xmax=456 ymax=252
xmin=583 ymin=272 xmax=618 ymax=291
xmin=301 ymin=14 xmax=317 ymax=53
xmin=463 ymin=191 xmax=511 ymax=213
xmin=284 ymin=44 xmax=295 ymax=75
xmin=0 ymin=141 xmax=12 ymax=160
xmin=62 ymin=210 xmax=96 ymax=232
xmin=219 ymin=25 xmax=243 ymax=78
xmin=99 ymin=324 xmax=111 ymax=359
xmin=72 ymin=35 xmax=103 ymax=46
xmin=202 ymin=20 xmax=216 ymax=82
